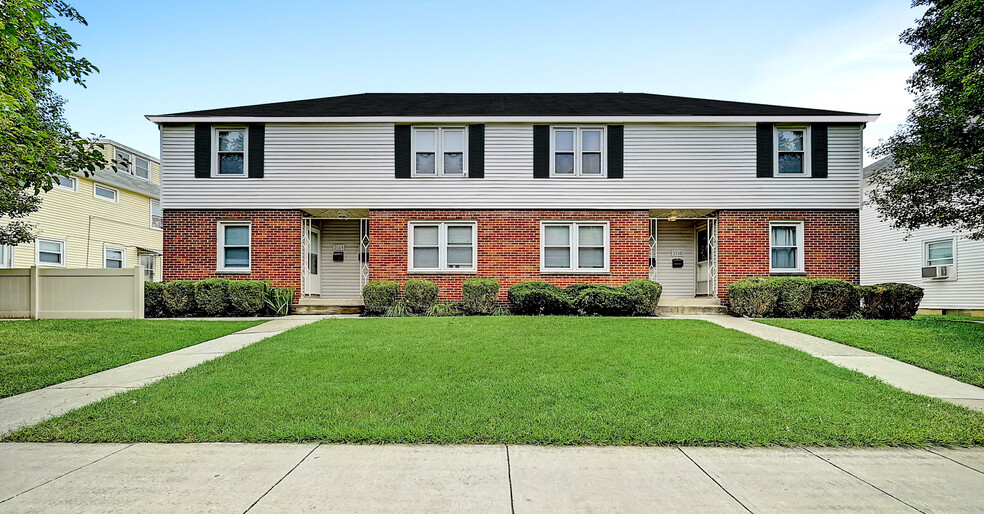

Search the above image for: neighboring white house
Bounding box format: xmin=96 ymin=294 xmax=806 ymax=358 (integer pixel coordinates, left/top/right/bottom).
xmin=860 ymin=156 xmax=984 ymax=316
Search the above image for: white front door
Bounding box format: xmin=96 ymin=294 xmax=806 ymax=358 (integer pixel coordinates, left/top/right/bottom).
xmin=695 ymin=227 xmax=709 ymax=296
xmin=306 ymin=227 xmax=321 ymax=295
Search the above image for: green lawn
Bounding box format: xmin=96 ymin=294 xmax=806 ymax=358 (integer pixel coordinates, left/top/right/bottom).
xmin=8 ymin=317 xmax=984 ymax=446
xmin=757 ymin=318 xmax=984 ymax=388
xmin=914 ymin=314 xmax=984 ymax=322
xmin=0 ymin=319 xmax=262 ymax=398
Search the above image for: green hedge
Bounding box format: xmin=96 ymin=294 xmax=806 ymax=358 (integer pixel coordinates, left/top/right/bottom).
xmin=144 ymin=281 xmax=166 ymax=318
xmin=404 ymin=279 xmax=439 ymax=314
xmin=229 ymin=281 xmax=269 ymax=316
xmin=148 ymin=279 xmax=289 ymax=317
xmin=195 ymin=278 xmax=231 ymax=316
xmin=461 ymin=278 xmax=500 ymax=315
xmin=773 ymin=277 xmax=813 ymax=318
xmin=363 ymin=281 xmax=400 ymax=315
xmin=858 ymin=283 xmax=924 ymax=319
xmin=622 ymin=280 xmax=663 ymax=316
xmin=508 ymin=282 xmax=573 ymax=315
xmin=162 ymin=280 xmax=197 ymax=316
xmin=506 ymin=280 xmax=662 ymax=316
xmin=808 ymin=278 xmax=859 ymax=318
xmin=572 ymin=287 xmax=634 ymax=316
xmin=727 ymin=277 xmax=780 ymax=317
xmin=728 ymin=277 xmax=866 ymax=318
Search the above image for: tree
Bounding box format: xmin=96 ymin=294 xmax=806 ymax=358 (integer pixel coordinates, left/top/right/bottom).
xmin=0 ymin=0 xmax=111 ymax=246
xmin=870 ymin=0 xmax=984 ymax=239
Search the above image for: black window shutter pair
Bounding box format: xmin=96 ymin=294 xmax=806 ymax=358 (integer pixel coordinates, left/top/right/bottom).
xmin=756 ymin=123 xmax=827 ymax=178
xmin=194 ymin=124 xmax=264 ymax=178
xmin=394 ymin=125 xmax=485 ymax=178
xmin=533 ymin=125 xmax=624 ymax=179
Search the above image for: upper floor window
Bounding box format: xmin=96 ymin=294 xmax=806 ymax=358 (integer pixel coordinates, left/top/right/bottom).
xmin=774 ymin=126 xmax=810 ymax=175
xmin=218 ymin=221 xmax=251 ymax=272
xmin=104 ymin=246 xmax=125 ymax=268
xmin=115 ymin=149 xmax=131 ymax=175
xmin=150 ymin=200 xmax=163 ymax=230
xmin=36 ymin=238 xmax=65 ymax=267
xmin=408 ymin=221 xmax=476 ymax=273
xmin=541 ymin=221 xmax=609 ymax=273
xmin=94 ymin=184 xmax=119 ymax=203
xmin=769 ymin=221 xmax=804 ymax=272
xmin=134 ymin=156 xmax=151 ymax=180
xmin=213 ymin=128 xmax=248 ymax=176
xmin=0 ymin=245 xmax=13 ymax=268
xmin=551 ymin=127 xmax=605 ymax=177
xmin=55 ymin=175 xmax=77 ymax=192
xmin=412 ymin=127 xmax=466 ymax=176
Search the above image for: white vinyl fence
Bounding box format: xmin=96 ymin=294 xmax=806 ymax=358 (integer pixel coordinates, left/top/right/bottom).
xmin=0 ymin=267 xmax=144 ymax=319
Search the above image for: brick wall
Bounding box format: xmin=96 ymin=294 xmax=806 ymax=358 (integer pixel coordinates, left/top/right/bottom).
xmin=717 ymin=210 xmax=859 ymax=301
xmin=163 ymin=210 xmax=302 ymax=300
xmin=369 ymin=210 xmax=650 ymax=301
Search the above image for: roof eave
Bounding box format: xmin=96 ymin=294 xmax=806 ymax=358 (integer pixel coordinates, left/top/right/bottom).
xmin=146 ymin=114 xmax=880 ymax=124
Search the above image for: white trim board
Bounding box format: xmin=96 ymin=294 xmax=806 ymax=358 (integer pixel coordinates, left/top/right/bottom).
xmin=148 ymin=115 xmax=879 ymax=124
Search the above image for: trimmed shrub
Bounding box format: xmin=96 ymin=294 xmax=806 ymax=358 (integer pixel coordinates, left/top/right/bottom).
xmin=363 ymin=280 xmax=400 ymax=315
xmin=772 ymin=277 xmax=813 ymax=318
xmin=859 ymin=283 xmax=924 ymax=319
xmin=144 ymin=281 xmax=166 ymax=318
xmin=404 ymin=279 xmax=439 ymax=314
xmin=573 ymin=287 xmax=634 ymax=316
xmin=195 ymin=278 xmax=231 ymax=316
xmin=461 ymin=277 xmax=500 ymax=315
xmin=808 ymin=278 xmax=860 ymax=318
xmin=162 ymin=280 xmax=198 ymax=316
xmin=564 ymin=283 xmax=615 ymax=297
xmin=622 ymin=280 xmax=662 ymax=316
xmin=728 ymin=277 xmax=780 ymax=317
xmin=228 ymin=280 xmax=268 ymax=316
xmin=508 ymin=281 xmax=572 ymax=315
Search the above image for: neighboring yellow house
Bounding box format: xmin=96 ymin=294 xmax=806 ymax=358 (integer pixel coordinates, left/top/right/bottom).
xmin=0 ymin=140 xmax=164 ymax=281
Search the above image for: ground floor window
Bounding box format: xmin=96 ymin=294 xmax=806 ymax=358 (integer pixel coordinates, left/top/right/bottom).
xmin=408 ymin=221 xmax=476 ymax=273
xmin=0 ymin=245 xmax=12 ymax=268
xmin=769 ymin=221 xmax=804 ymax=272
xmin=104 ymin=247 xmax=125 ymax=268
xmin=541 ymin=221 xmax=609 ymax=273
xmin=924 ymin=239 xmax=954 ymax=267
xmin=218 ymin=221 xmax=251 ymax=272
xmin=36 ymin=238 xmax=65 ymax=266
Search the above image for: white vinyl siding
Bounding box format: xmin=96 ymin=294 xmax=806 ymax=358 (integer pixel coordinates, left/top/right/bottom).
xmin=319 ymin=220 xmax=362 ymax=299
xmin=655 ymin=220 xmax=696 ymax=298
xmin=161 ymin=123 xmax=862 ymax=210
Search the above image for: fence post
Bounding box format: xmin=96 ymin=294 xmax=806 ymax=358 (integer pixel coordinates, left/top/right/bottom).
xmin=29 ymin=266 xmax=39 ymax=320
xmin=133 ymin=265 xmax=145 ymax=319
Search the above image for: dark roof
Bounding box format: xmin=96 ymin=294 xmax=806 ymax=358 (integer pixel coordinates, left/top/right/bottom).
xmin=157 ymin=93 xmax=870 ymax=118
xmin=863 ymin=155 xmax=894 ymax=179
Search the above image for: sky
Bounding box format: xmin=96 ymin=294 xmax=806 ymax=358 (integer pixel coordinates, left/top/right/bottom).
xmin=57 ymin=0 xmax=923 ymax=163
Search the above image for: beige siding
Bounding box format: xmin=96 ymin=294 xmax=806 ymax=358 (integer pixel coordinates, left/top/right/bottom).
xmin=655 ymin=220 xmax=695 ymax=298
xmin=860 ymin=200 xmax=984 ymax=310
xmin=160 ymin=123 xmax=864 ymax=210
xmin=318 ymin=220 xmax=361 ymax=299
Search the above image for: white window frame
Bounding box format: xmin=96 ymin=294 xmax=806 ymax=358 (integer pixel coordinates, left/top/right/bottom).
xmin=115 ymin=149 xmax=131 ymax=175
xmin=211 ymin=126 xmax=249 ymax=178
xmin=769 ymin=221 xmax=805 ymax=273
xmin=549 ymin=126 xmax=607 ymax=178
xmin=54 ymin=175 xmax=78 ymax=192
xmin=36 ymin=237 xmax=66 ymax=267
xmin=150 ymin=199 xmax=163 ymax=230
xmin=773 ymin=125 xmax=811 ymax=176
xmin=407 ymin=221 xmax=477 ymax=273
xmin=0 ymin=245 xmax=13 ymax=268
xmin=93 ymin=184 xmax=119 ymax=203
xmin=411 ymin=126 xmax=468 ymax=177
xmin=139 ymin=253 xmax=158 ymax=281
xmin=217 ymin=221 xmax=251 ymax=273
xmin=923 ymin=237 xmax=957 ymax=279
xmin=133 ymin=155 xmax=151 ymax=180
xmin=103 ymin=246 xmax=125 ymax=269
xmin=540 ymin=221 xmax=610 ymax=273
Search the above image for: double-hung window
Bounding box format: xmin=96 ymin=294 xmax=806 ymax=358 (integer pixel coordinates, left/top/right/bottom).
xmin=94 ymin=184 xmax=119 ymax=203
xmin=218 ymin=222 xmax=251 ymax=272
xmin=769 ymin=221 xmax=804 ymax=273
xmin=104 ymin=247 xmax=125 ymax=268
xmin=412 ymin=127 xmax=466 ymax=176
xmin=924 ymin=239 xmax=954 ymax=267
xmin=541 ymin=222 xmax=609 ymax=273
xmin=55 ymin=175 xmax=77 ymax=192
xmin=774 ymin=126 xmax=810 ymax=175
xmin=134 ymin=156 xmax=151 ymax=180
xmin=213 ymin=128 xmax=247 ymax=176
xmin=551 ymin=127 xmax=605 ymax=177
xmin=36 ymin=238 xmax=65 ymax=267
xmin=115 ymin=149 xmax=131 ymax=175
xmin=0 ymin=245 xmax=13 ymax=268
xmin=408 ymin=222 xmax=476 ymax=272
xmin=150 ymin=200 xmax=163 ymax=230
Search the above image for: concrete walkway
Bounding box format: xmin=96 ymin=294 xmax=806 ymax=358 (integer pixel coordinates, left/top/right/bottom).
xmin=1 ymin=443 xmax=983 ymax=512
xmin=675 ymin=314 xmax=984 ymax=412
xmin=0 ymin=316 xmax=328 ymax=437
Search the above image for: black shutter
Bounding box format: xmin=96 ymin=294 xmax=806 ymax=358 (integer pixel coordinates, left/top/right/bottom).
xmin=468 ymin=124 xmax=484 ymax=178
xmin=248 ymin=124 xmax=264 ymax=178
xmin=756 ymin=123 xmax=774 ymax=178
xmin=533 ymin=125 xmax=549 ymax=178
xmin=607 ymin=125 xmax=624 ymax=179
xmin=194 ymin=124 xmax=210 ymax=178
xmin=811 ymin=123 xmax=828 ymax=178
xmin=394 ymin=125 xmax=411 ymax=178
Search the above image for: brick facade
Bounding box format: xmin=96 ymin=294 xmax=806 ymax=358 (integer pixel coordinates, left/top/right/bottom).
xmin=368 ymin=210 xmax=650 ymax=301
xmin=717 ymin=210 xmax=860 ymax=301
xmin=163 ymin=210 xmax=302 ymax=300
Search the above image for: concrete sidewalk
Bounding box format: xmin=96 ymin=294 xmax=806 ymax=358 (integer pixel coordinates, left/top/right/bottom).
xmin=674 ymin=314 xmax=984 ymax=413
xmin=1 ymin=443 xmax=983 ymax=512
xmin=0 ymin=316 xmax=328 ymax=437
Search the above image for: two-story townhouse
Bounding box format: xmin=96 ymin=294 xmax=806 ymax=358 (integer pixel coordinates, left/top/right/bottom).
xmin=147 ymin=93 xmax=877 ymax=309
xmin=0 ymin=140 xmax=164 ymax=281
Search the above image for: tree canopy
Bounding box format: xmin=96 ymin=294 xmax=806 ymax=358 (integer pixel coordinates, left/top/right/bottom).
xmin=870 ymin=0 xmax=984 ymax=239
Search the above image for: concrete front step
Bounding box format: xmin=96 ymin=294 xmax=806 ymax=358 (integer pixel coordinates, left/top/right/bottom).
xmin=656 ymin=297 xmax=727 ymax=315
xmin=292 ymin=299 xmax=364 ymax=315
